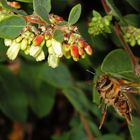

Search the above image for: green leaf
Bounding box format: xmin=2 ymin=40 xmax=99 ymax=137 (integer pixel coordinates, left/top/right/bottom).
xmin=33 ymin=0 xmax=51 ymax=23
xmin=101 ymin=49 xmax=133 ymax=74
xmin=53 ymin=30 xmax=64 ymax=43
xmin=69 ymin=125 xmax=88 ymax=140
xmin=0 ymin=65 xmax=28 ymax=122
xmin=34 ymin=6 xmax=50 ymax=23
xmin=0 ymin=15 xmax=26 ymax=39
xmin=16 ymin=0 xmax=33 ymax=3
xmin=0 ymin=38 xmax=7 ymax=62
xmin=106 ymin=0 xmax=126 ymax=24
xmin=40 ymin=63 xmax=73 ymax=88
xmin=124 ymin=14 xmax=140 ymax=27
xmin=125 ymin=0 xmax=140 ymax=12
xmin=100 ymin=49 xmax=140 ymax=82
xmin=19 ymin=61 xmax=56 ymax=118
xmin=119 ymin=72 xmax=140 ymax=82
xmin=52 ymin=132 xmax=70 ymax=140
xmin=89 ymin=120 xmax=101 ymax=137
xmin=97 ymin=134 xmax=124 ymax=140
xmin=93 ymin=67 xmax=103 ymax=104
xmin=29 ymin=83 xmax=56 ymax=118
xmin=63 ymin=87 xmax=91 ymax=114
xmin=92 ymin=10 xmax=101 ymax=17
xmin=128 ymin=117 xmax=140 ymax=140
xmin=19 ymin=61 xmax=44 ymax=88
xmin=68 ymin=4 xmax=81 ymax=25
xmin=33 ymin=0 xmax=51 ymax=13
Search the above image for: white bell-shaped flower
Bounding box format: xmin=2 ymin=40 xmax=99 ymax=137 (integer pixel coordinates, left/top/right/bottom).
xmin=29 ymin=45 xmax=41 ymax=57
xmin=6 ymin=41 xmax=20 ymax=60
xmin=48 ymin=54 xmax=59 ymax=68
xmin=36 ymin=51 xmax=45 ymax=61
xmin=29 ymin=45 xmax=45 ymax=61
xmin=4 ymin=39 xmax=12 ymax=47
xmin=52 ymin=39 xmax=63 ymax=57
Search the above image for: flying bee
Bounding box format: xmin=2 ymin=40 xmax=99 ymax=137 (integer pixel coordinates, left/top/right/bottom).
xmin=96 ymin=74 xmax=140 ymax=129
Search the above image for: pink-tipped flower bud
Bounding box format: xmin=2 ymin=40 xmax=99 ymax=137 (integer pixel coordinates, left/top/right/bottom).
xmin=79 ymin=48 xmax=85 ymax=56
xmin=78 ymin=39 xmax=85 ymax=48
xmin=84 ymin=45 xmax=92 ymax=55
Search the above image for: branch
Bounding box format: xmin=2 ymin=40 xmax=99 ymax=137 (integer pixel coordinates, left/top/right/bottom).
xmin=23 ymin=15 xmax=46 ymax=25
xmin=101 ymin=0 xmax=140 ymax=76
xmin=114 ymin=23 xmax=136 ymax=67
xmin=80 ymin=114 xmax=94 ymax=140
xmin=23 ymin=14 xmax=77 ymax=34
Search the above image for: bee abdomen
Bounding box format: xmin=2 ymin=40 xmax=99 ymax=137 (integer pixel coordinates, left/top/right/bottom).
xmin=114 ymin=94 xmax=132 ymax=122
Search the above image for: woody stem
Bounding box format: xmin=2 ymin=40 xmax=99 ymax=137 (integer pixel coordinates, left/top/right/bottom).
xmin=101 ymin=0 xmax=140 ymax=75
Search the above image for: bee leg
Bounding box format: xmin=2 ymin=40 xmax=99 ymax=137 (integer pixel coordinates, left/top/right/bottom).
xmin=125 ymin=112 xmax=132 ymax=125
xmin=98 ymin=97 xmax=103 ymax=108
xmin=99 ymin=104 xmax=107 ymax=129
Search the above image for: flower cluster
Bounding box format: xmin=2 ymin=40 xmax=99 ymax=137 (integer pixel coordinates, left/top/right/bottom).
xmin=4 ymin=31 xmax=45 ymax=61
xmin=122 ymin=25 xmax=140 ymax=47
xmin=88 ymin=10 xmax=112 ymax=36
xmin=4 ymin=14 xmax=92 ymax=68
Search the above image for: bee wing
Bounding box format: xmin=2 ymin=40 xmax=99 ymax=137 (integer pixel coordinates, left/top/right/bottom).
xmin=121 ymin=83 xmax=140 ymax=95
xmin=126 ymin=92 xmax=140 ymax=115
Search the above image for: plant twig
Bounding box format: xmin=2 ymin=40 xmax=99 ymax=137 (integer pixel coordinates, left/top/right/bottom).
xmin=113 ymin=23 xmax=136 ymax=66
xmin=23 ymin=15 xmax=46 ymax=25
xmin=80 ymin=114 xmax=94 ymax=140
xmin=101 ymin=0 xmax=140 ymax=76
xmin=23 ymin=14 xmax=77 ymax=34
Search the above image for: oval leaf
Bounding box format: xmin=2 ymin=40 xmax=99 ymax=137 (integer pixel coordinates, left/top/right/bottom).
xmin=98 ymin=134 xmax=124 ymax=140
xmin=34 ymin=5 xmax=50 ymax=23
xmin=0 ymin=65 xmax=28 ymax=122
xmin=69 ymin=125 xmax=88 ymax=140
xmin=68 ymin=4 xmax=81 ymax=25
xmin=33 ymin=0 xmax=51 ymax=23
xmin=93 ymin=67 xmax=103 ymax=104
xmin=63 ymin=87 xmax=91 ymax=114
xmin=101 ymin=49 xmax=133 ymax=74
xmin=128 ymin=117 xmax=140 ymax=140
xmin=0 ymin=15 xmax=26 ymax=39
xmin=33 ymin=0 xmax=51 ymax=13
xmin=125 ymin=0 xmax=140 ymax=12
xmin=0 ymin=39 xmax=7 ymax=62
xmin=40 ymin=63 xmax=73 ymax=88
xmin=29 ymin=83 xmax=56 ymax=118
xmin=124 ymin=14 xmax=140 ymax=27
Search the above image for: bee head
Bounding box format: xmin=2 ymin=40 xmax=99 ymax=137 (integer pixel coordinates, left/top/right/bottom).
xmin=96 ymin=75 xmax=109 ymax=91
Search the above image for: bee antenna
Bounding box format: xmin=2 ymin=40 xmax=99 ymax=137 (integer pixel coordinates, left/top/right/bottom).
xmin=86 ymin=69 xmax=95 ymax=75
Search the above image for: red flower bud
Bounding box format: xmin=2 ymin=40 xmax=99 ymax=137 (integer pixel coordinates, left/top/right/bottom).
xmin=33 ymin=35 xmax=44 ymax=46
xmin=71 ymin=45 xmax=79 ymax=58
xmin=85 ymin=45 xmax=92 ymax=55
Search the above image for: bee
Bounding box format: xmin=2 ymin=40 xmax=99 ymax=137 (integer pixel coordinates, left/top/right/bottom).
xmin=96 ymin=74 xmax=140 ymax=129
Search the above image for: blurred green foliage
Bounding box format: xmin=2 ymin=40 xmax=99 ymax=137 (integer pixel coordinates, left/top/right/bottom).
xmin=0 ymin=0 xmax=140 ymax=140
